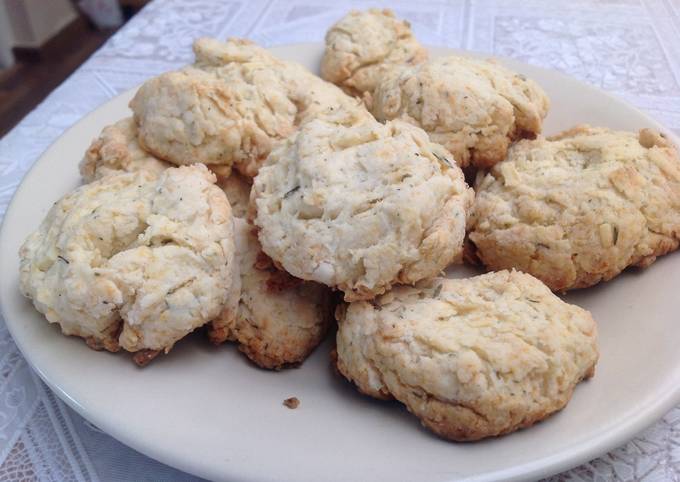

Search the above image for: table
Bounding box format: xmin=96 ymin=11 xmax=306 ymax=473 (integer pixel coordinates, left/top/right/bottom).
xmin=1 ymin=0 xmax=679 ymax=480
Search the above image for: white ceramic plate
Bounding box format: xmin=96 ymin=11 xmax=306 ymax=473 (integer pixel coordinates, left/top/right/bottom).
xmin=1 ymin=44 xmax=680 ymax=482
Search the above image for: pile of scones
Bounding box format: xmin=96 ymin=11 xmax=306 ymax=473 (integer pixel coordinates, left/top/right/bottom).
xmin=18 ymin=9 xmax=680 ymax=441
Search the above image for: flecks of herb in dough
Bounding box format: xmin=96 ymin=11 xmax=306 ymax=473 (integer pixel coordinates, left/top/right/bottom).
xmin=433 ymin=284 xmax=443 ymax=298
xmin=433 ymin=152 xmax=452 ymax=168
xmin=284 ymin=186 xmax=300 ymax=199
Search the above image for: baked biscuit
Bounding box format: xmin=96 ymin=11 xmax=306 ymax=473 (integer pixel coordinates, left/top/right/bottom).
xmin=129 ymin=65 xmax=294 ymax=179
xmin=209 ymin=218 xmax=332 ymax=369
xmin=217 ymin=172 xmax=251 ymax=218
xmin=19 ymin=165 xmax=237 ymax=364
xmin=131 ymin=38 xmax=369 ymax=178
xmin=252 ymin=118 xmax=474 ymax=301
xmin=469 ymin=126 xmax=680 ymax=291
xmin=368 ymin=56 xmax=549 ymax=169
xmin=321 ymin=9 xmax=428 ymax=96
xmin=335 ymin=270 xmax=598 ymax=441
xmin=80 ymin=118 xmax=169 ymax=182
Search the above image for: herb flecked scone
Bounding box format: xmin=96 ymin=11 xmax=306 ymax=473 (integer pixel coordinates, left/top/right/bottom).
xmin=469 ymin=126 xmax=680 ymax=292
xmin=321 ymin=8 xmax=428 ymax=97
xmin=334 ymin=270 xmax=599 ymax=441
xmin=251 ymin=118 xmax=474 ymax=301
xmin=80 ymin=117 xmax=169 ymax=182
xmin=19 ymin=165 xmax=237 ymax=366
xmin=130 ymin=37 xmax=370 ymax=178
xmin=81 ymin=118 xmax=253 ymax=218
xmin=367 ymin=55 xmax=549 ymax=169
xmin=208 ymin=218 xmax=333 ymax=369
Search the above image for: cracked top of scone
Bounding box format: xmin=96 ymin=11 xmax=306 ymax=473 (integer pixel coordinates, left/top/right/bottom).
xmin=130 ymin=37 xmax=370 ymax=178
xmin=19 ymin=164 xmax=236 ymax=355
xmin=251 ymin=118 xmax=474 ymax=301
xmin=80 ymin=117 xmax=169 ymax=182
xmin=469 ymin=125 xmax=680 ymax=292
xmin=334 ymin=270 xmax=599 ymax=441
xmin=209 ymin=218 xmax=331 ymax=369
xmin=367 ymin=55 xmax=549 ymax=169
xmin=321 ymin=8 xmax=428 ymax=97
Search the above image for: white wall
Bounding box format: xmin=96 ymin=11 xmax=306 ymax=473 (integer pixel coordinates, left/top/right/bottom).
xmin=4 ymin=0 xmax=78 ymax=48
xmin=0 ymin=0 xmax=13 ymax=67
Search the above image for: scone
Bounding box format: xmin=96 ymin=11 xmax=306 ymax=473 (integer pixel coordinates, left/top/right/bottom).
xmin=217 ymin=172 xmax=251 ymax=218
xmin=321 ymin=9 xmax=428 ymax=97
xmin=335 ymin=270 xmax=598 ymax=441
xmin=368 ymin=56 xmax=549 ymax=169
xmin=80 ymin=117 xmax=169 ymax=182
xmin=19 ymin=165 xmax=237 ymax=365
xmin=209 ymin=218 xmax=332 ymax=369
xmin=130 ymin=38 xmax=370 ymax=178
xmin=252 ymin=118 xmax=474 ymax=301
xmin=194 ymin=38 xmax=369 ymax=128
xmin=469 ymin=126 xmax=680 ymax=292
xmin=80 ymin=118 xmax=253 ymax=220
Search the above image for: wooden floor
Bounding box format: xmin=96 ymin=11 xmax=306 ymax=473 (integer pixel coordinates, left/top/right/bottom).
xmin=0 ymin=17 xmax=118 ymax=138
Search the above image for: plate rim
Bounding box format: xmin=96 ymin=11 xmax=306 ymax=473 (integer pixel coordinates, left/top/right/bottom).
xmin=1 ymin=42 xmax=679 ymax=482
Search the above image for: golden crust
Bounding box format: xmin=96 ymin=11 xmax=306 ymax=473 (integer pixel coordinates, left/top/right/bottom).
xmin=469 ymin=125 xmax=680 ymax=291
xmin=321 ymin=9 xmax=428 ymax=96
xmin=80 ymin=117 xmax=169 ymax=182
xmin=368 ymin=56 xmax=549 ymax=169
xmin=209 ymin=219 xmax=332 ymax=369
xmin=334 ymin=270 xmax=598 ymax=441
xmin=130 ymin=37 xmax=370 ymax=177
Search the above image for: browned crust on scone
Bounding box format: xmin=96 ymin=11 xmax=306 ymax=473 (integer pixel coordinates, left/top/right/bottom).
xmin=237 ymin=280 xmax=334 ymax=370
xmin=469 ymin=126 xmax=680 ymax=292
xmin=334 ymin=345 xmax=596 ymax=441
xmin=331 ymin=344 xmax=394 ymax=401
xmin=132 ymin=349 xmax=161 ymax=367
xmin=84 ymin=320 xmax=122 ymax=353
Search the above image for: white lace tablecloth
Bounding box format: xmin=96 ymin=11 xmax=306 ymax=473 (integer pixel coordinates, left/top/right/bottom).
xmin=1 ymin=0 xmax=679 ymax=480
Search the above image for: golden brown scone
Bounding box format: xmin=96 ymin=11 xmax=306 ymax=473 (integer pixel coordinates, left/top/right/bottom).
xmin=19 ymin=165 xmax=237 ymax=364
xmin=335 ymin=270 xmax=598 ymax=441
xmin=368 ymin=56 xmax=549 ymax=169
xmin=252 ymin=118 xmax=474 ymax=301
xmin=130 ymin=38 xmax=370 ymax=178
xmin=469 ymin=125 xmax=680 ymax=292
xmin=80 ymin=118 xmax=169 ymax=182
xmin=80 ymin=119 xmax=254 ymax=220
xmin=209 ymin=219 xmax=332 ymax=369
xmin=321 ymin=9 xmax=428 ymax=96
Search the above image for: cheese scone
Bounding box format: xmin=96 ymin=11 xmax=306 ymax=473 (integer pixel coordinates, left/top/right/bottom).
xmin=368 ymin=56 xmax=549 ymax=169
xmin=130 ymin=38 xmax=370 ymax=178
xmin=469 ymin=126 xmax=680 ymax=291
xmin=335 ymin=270 xmax=598 ymax=441
xmin=80 ymin=117 xmax=169 ymax=182
xmin=81 ymin=118 xmax=253 ymax=220
xmin=19 ymin=165 xmax=237 ymax=365
xmin=321 ymin=9 xmax=427 ymax=96
xmin=209 ymin=219 xmax=332 ymax=369
xmin=252 ymin=118 xmax=474 ymax=301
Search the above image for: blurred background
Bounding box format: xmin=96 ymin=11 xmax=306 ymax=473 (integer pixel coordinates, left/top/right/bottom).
xmin=0 ymin=0 xmax=148 ymax=137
